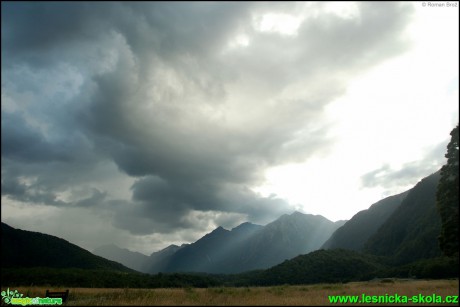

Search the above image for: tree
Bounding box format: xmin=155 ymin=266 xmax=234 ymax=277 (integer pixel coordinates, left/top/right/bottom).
xmin=436 ymin=124 xmax=459 ymax=257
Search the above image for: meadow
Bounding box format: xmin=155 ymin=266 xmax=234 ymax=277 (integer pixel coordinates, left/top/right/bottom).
xmin=2 ymin=279 xmax=458 ymax=306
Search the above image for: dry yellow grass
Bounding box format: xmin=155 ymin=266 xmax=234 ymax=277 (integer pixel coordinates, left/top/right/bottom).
xmin=2 ymin=279 xmax=458 ymax=306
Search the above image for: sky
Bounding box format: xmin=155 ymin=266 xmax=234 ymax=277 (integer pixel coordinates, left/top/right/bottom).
xmin=1 ymin=1 xmax=458 ymax=255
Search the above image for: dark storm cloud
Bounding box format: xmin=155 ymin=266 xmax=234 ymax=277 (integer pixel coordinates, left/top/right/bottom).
xmin=1 ymin=2 xmax=253 ymax=70
xmin=2 ymin=2 xmax=415 ymax=235
xmin=1 ymin=2 xmax=114 ymax=68
xmin=74 ymin=188 xmax=107 ymax=208
xmin=1 ymin=113 xmax=71 ymax=163
xmin=114 ymin=173 xmax=291 ymax=234
xmin=1 ymin=176 xmax=27 ymax=197
xmin=1 ymin=172 xmax=67 ymax=207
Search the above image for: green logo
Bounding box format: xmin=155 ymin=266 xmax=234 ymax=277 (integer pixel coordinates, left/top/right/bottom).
xmin=1 ymin=288 xmax=62 ymax=305
xmin=1 ymin=288 xmax=23 ymax=304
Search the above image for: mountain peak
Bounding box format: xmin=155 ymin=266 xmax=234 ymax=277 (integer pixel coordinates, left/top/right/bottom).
xmin=199 ymin=226 xmax=229 ymax=240
xmin=233 ymin=221 xmax=251 ymax=228
xmin=230 ymin=222 xmax=263 ymax=235
xmin=231 ymin=222 xmax=260 ymax=230
xmin=164 ymin=244 xmax=179 ymax=250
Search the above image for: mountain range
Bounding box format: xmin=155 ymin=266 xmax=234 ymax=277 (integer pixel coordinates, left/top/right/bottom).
xmin=2 ymin=167 xmax=454 ymax=283
xmin=93 ymin=169 xmax=445 ymax=274
xmin=94 ymin=213 xmax=345 ymax=274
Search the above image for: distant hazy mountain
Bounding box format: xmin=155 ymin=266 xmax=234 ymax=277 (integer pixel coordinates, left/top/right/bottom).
xmin=93 ymin=244 xmax=150 ymax=272
xmin=322 ymin=191 xmax=409 ymax=251
xmin=1 ymin=223 xmax=133 ymax=272
xmin=147 ymin=212 xmax=344 ymax=274
xmin=235 ymin=212 xmax=346 ymax=272
xmin=364 ymin=170 xmax=442 ymax=264
xmin=147 ymin=244 xmax=186 ymax=273
xmin=155 ymin=222 xmax=264 ymax=274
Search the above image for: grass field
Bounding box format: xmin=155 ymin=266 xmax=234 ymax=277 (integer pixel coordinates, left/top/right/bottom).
xmin=2 ymin=279 xmax=458 ymax=306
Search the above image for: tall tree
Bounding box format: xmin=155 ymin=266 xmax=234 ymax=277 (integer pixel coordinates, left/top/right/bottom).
xmin=436 ymin=124 xmax=459 ymax=257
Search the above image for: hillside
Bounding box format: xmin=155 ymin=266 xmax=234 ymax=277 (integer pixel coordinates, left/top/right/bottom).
xmin=322 ymin=191 xmax=409 ymax=250
xmin=1 ymin=223 xmax=134 ymax=272
xmin=246 ymin=249 xmax=388 ymax=286
xmin=364 ymin=170 xmax=443 ymax=264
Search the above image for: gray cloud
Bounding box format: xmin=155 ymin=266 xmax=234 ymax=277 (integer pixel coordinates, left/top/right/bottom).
xmin=360 ymin=140 xmax=449 ymax=192
xmin=2 ymin=113 xmax=68 ymax=163
xmin=2 ymin=2 xmax=415 ymax=242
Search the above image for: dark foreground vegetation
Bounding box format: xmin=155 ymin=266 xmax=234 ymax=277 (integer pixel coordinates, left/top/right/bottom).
xmin=2 ymin=249 xmax=458 ymax=288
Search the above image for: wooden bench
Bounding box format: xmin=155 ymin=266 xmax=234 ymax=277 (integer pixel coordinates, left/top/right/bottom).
xmin=45 ymin=290 xmax=69 ymax=303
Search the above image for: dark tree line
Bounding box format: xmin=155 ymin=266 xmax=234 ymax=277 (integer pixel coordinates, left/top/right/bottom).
xmin=436 ymin=124 xmax=459 ymax=257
